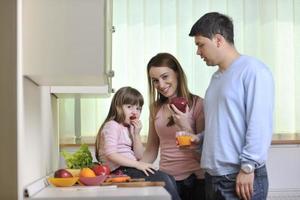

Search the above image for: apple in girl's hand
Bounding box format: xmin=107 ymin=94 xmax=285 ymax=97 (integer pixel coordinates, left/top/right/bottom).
xmin=170 ymin=97 xmax=188 ymax=113
xmin=54 ymin=169 xmax=73 ymax=178
xmin=130 ymin=115 xmax=136 ymax=120
xmin=91 ymin=163 xmax=111 ymax=176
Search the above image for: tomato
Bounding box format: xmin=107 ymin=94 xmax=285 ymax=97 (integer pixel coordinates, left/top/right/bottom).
xmin=91 ymin=163 xmax=110 ymax=176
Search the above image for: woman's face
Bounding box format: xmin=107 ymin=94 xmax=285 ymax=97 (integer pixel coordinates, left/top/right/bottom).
xmin=122 ymin=104 xmax=142 ymax=124
xmin=149 ymin=66 xmax=178 ymax=99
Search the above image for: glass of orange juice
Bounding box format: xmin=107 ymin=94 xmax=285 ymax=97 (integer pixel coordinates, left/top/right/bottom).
xmin=176 ymin=131 xmax=192 ymax=147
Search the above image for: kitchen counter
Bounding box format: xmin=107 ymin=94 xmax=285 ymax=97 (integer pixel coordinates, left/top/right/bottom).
xmin=26 ymin=185 xmax=171 ymax=200
xmin=271 ymin=133 xmax=300 ymax=145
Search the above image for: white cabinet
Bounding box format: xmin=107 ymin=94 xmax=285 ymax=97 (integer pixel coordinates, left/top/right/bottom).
xmin=267 ymin=144 xmax=300 ymax=190
xmin=22 ymin=0 xmax=113 ymax=95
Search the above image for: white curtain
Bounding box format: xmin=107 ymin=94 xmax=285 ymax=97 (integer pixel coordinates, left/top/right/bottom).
xmin=59 ymin=0 xmax=300 ymax=143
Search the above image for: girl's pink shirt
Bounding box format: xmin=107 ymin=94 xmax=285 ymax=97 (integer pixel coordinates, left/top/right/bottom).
xmin=100 ymin=120 xmax=137 ymax=171
xmin=155 ymin=96 xmax=205 ymax=180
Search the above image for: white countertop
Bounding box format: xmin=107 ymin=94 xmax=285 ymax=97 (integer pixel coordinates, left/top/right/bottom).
xmin=27 ymin=185 xmax=171 ymax=200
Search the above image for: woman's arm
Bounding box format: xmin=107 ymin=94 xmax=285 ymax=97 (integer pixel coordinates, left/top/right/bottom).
xmin=141 ymin=117 xmax=159 ymax=163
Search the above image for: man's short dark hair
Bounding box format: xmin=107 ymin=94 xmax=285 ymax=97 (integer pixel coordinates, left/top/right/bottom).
xmin=189 ymin=12 xmax=234 ymax=44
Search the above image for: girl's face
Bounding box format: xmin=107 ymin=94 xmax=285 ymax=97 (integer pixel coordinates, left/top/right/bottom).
xmin=149 ymin=66 xmax=178 ymax=99
xmin=122 ymin=104 xmax=142 ymax=124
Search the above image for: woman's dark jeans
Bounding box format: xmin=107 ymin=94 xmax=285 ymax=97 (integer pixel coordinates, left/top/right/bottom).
xmin=176 ymin=173 xmax=205 ymax=200
xmin=205 ymin=165 xmax=269 ymax=200
xmin=114 ymin=166 xmax=181 ymax=200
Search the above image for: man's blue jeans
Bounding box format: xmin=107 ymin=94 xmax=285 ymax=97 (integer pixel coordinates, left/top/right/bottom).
xmin=205 ymin=165 xmax=268 ymax=200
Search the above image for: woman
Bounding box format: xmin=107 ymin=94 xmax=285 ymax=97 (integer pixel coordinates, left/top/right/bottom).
xmin=142 ymin=53 xmax=205 ymax=200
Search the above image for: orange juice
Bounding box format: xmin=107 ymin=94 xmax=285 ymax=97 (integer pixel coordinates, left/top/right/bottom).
xmin=176 ymin=135 xmax=192 ymax=147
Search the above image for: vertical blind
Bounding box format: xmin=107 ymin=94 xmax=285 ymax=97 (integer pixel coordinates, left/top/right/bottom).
xmin=59 ymin=0 xmax=300 ymax=143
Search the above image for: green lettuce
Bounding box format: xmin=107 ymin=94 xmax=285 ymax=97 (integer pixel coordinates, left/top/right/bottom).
xmin=61 ymin=144 xmax=93 ymax=169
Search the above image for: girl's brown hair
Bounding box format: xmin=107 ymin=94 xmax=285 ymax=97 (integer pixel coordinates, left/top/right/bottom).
xmin=147 ymin=53 xmax=193 ymax=119
xmin=95 ymin=86 xmax=144 ymax=162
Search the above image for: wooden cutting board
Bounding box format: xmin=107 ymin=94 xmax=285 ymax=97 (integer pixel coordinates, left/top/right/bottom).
xmin=101 ymin=181 xmax=165 ymax=187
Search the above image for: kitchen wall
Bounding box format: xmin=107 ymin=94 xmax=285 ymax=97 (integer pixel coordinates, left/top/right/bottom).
xmin=0 ymin=63 xmax=59 ymax=200
xmin=21 ymin=78 xmax=59 ymax=189
xmin=0 ymin=0 xmax=18 ymax=199
xmin=267 ymin=144 xmax=300 ymax=190
xmin=0 ymin=0 xmax=109 ymax=199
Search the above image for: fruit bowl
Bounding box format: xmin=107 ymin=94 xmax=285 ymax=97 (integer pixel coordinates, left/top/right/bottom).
xmin=79 ymin=175 xmax=107 ymax=186
xmin=66 ymin=169 xmax=81 ymax=177
xmin=48 ymin=177 xmax=79 ymax=187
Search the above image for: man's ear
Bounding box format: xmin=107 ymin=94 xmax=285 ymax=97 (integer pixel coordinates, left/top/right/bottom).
xmin=214 ymin=33 xmax=224 ymax=48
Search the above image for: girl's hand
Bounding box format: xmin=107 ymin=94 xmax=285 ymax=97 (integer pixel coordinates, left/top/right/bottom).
xmin=130 ymin=119 xmax=142 ymax=136
xmin=129 ymin=120 xmax=144 ymax=160
xmin=135 ymin=161 xmax=158 ymax=176
xmin=168 ymin=104 xmax=193 ymax=132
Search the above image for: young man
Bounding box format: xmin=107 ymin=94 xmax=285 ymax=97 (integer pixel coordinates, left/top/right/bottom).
xmin=189 ymin=12 xmax=274 ymax=200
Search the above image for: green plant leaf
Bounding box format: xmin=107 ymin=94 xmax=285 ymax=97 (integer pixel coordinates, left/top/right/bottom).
xmin=61 ymin=144 xmax=93 ymax=169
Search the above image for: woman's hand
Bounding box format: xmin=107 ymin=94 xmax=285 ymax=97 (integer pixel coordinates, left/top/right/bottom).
xmin=190 ymin=133 xmax=202 ymax=144
xmin=175 ymin=131 xmax=201 ymax=150
xmin=135 ymin=161 xmax=158 ymax=176
xmin=169 ymin=104 xmax=193 ymax=133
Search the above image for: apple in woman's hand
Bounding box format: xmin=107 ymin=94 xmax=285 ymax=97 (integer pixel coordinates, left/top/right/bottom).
xmin=170 ymin=97 xmax=188 ymax=113
xmin=54 ymin=169 xmax=73 ymax=178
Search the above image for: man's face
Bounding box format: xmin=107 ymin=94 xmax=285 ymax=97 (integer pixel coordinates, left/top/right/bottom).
xmin=194 ymin=35 xmax=219 ymax=66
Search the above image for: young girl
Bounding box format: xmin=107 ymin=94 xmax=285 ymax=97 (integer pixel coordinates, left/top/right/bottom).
xmin=95 ymin=86 xmax=180 ymax=200
xmin=142 ymin=53 xmax=205 ymax=200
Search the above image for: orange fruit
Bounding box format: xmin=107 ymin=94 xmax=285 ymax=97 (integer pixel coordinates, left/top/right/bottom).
xmin=79 ymin=168 xmax=96 ymax=177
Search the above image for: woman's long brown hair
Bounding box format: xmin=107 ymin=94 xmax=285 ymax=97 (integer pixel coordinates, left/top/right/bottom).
xmin=146 ymin=53 xmax=193 ymax=120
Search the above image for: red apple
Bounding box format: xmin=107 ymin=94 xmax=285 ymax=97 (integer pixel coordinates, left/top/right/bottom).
xmin=91 ymin=163 xmax=111 ymax=176
xmin=170 ymin=97 xmax=188 ymax=113
xmin=54 ymin=169 xmax=73 ymax=178
xmin=130 ymin=115 xmax=136 ymax=120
